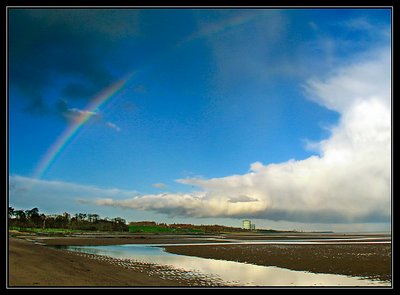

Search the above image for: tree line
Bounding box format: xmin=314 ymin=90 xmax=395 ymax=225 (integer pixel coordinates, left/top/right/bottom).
xmin=8 ymin=207 xmax=128 ymax=232
xmin=129 ymin=221 xmax=250 ymax=233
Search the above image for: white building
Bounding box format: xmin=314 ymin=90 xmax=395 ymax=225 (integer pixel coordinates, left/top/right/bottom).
xmin=242 ymin=220 xmax=251 ymax=230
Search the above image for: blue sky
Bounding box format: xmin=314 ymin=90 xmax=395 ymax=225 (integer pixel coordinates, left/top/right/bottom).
xmin=8 ymin=8 xmax=392 ymax=231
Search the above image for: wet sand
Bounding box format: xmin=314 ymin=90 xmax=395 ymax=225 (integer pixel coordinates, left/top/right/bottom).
xmin=165 ymin=243 xmax=392 ymax=282
xmin=8 ymin=232 xmax=392 ymax=287
xmin=35 ymin=234 xmax=227 ymax=246
xmin=8 ymin=237 xmax=223 ymax=287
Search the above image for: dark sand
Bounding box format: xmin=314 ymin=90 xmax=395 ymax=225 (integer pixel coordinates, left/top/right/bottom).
xmin=8 ymin=232 xmax=392 ymax=287
xmin=165 ymin=243 xmax=392 ymax=282
xmin=36 ymin=234 xmax=227 ymax=246
xmin=8 ymin=237 xmax=224 ymax=287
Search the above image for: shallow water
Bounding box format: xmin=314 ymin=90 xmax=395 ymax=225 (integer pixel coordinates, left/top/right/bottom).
xmin=56 ymin=244 xmax=390 ymax=287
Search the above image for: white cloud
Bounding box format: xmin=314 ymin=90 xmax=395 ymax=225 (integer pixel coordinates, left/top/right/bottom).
xmin=342 ymin=16 xmax=391 ymax=40
xmin=94 ymin=47 xmax=391 ymax=224
xmin=10 ymin=47 xmax=390 ymax=226
xmin=63 ymin=107 xmax=121 ymax=132
xmin=63 ymin=107 xmax=100 ymax=122
xmin=345 ymin=17 xmax=376 ymax=31
xmin=8 ymin=175 xmax=138 ymax=214
xmin=106 ymin=121 xmax=121 ymax=132
xmin=303 ymin=47 xmax=391 ymax=113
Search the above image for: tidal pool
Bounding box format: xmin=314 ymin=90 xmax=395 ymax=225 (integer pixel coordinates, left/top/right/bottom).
xmin=56 ymin=244 xmax=390 ymax=287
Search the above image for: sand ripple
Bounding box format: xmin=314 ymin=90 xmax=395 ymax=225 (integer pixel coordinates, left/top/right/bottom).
xmin=69 ymin=251 xmax=236 ymax=286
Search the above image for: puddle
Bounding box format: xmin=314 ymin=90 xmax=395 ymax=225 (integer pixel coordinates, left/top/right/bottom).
xmin=54 ymin=244 xmax=390 ymax=286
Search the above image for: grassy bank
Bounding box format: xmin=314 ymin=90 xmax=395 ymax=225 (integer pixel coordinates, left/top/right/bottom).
xmin=128 ymin=225 xmax=204 ymax=234
xmin=8 ymin=226 xmax=92 ymax=234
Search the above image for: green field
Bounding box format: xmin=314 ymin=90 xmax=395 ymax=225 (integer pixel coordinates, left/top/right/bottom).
xmin=128 ymin=225 xmax=203 ymax=233
xmin=9 ymin=225 xmax=204 ymax=234
xmin=9 ymin=226 xmax=94 ymax=234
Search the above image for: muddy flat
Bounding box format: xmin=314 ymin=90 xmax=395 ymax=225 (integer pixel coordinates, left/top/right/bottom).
xmin=165 ymin=243 xmax=391 ymax=282
xmin=8 ymin=237 xmax=213 ymax=287
xmin=8 ymin=231 xmax=392 ymax=287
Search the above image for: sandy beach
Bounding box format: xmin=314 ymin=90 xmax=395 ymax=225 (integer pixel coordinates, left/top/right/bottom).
xmin=8 ymin=237 xmax=195 ymax=287
xmin=8 ymin=232 xmax=392 ymax=287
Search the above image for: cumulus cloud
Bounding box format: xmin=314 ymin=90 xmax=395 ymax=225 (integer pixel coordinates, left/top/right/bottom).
xmin=94 ymin=47 xmax=391 ymax=224
xmin=10 ymin=46 xmax=390 ymax=225
xmin=228 ymin=195 xmax=259 ymax=203
xmin=94 ymin=192 xmax=265 ymax=218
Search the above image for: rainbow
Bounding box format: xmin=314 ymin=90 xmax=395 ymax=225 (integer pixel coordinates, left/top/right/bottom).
xmin=32 ymin=76 xmax=131 ymax=179
xmin=32 ymin=12 xmax=261 ymax=180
